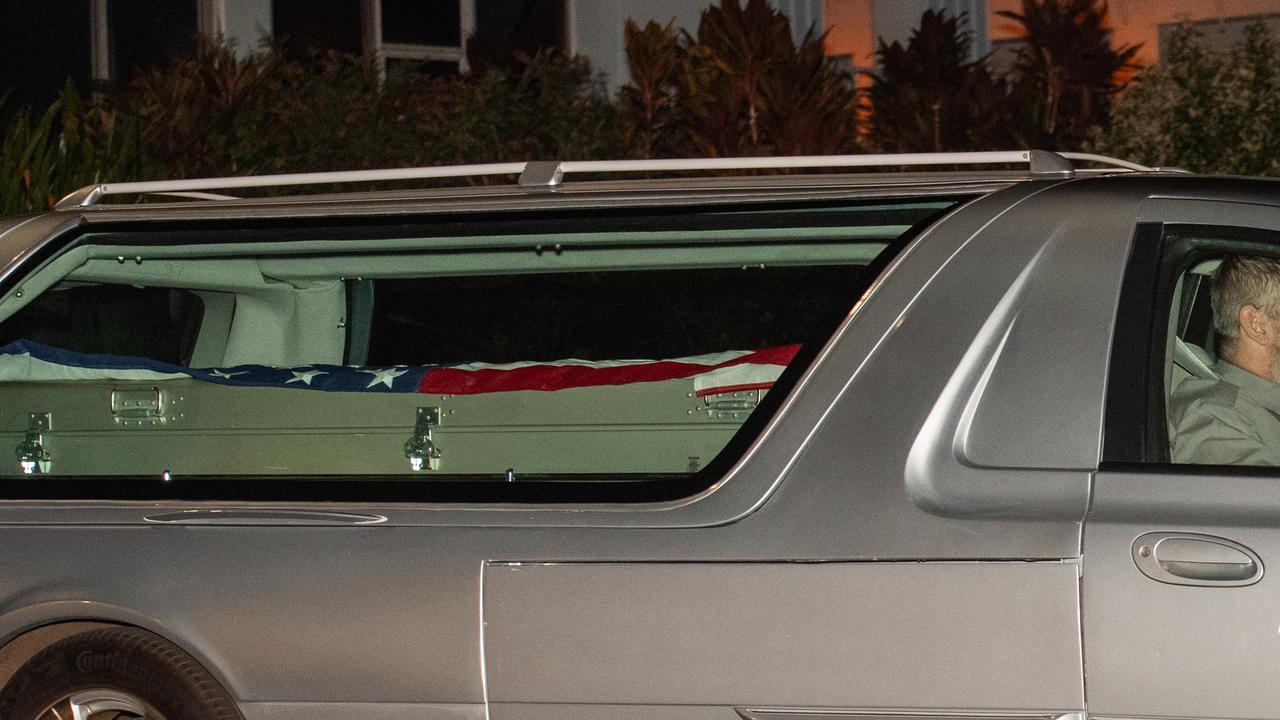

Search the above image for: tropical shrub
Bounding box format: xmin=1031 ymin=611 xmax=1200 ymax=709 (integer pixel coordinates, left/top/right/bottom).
xmin=124 ymin=41 xmax=296 ymax=178
xmin=621 ymin=19 xmax=686 ymax=159
xmin=867 ymin=10 xmax=1012 ymax=152
xmin=620 ymin=0 xmax=858 ymax=159
xmin=1095 ymin=22 xmax=1280 ymax=175
xmin=433 ymin=50 xmax=624 ymax=167
xmin=998 ymin=0 xmax=1141 ymax=150
xmin=0 ymin=83 xmax=141 ymax=216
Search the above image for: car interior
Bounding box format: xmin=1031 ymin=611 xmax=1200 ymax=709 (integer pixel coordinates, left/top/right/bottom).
xmin=0 ymin=202 xmax=942 ymax=480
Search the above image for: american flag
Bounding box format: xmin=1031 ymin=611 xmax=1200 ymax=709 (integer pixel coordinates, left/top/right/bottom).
xmin=0 ymin=340 xmax=799 ymax=396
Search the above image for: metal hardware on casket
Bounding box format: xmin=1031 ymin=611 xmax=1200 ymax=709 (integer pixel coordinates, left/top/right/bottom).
xmin=15 ymin=412 xmax=51 ymax=475
xmin=697 ymin=389 xmax=762 ymax=419
xmin=111 ymin=385 xmax=168 ymax=424
xmin=404 ymin=406 xmax=442 ymax=472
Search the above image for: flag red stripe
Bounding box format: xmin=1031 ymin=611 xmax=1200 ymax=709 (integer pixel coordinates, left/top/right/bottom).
xmin=419 ymin=345 xmax=801 ymax=395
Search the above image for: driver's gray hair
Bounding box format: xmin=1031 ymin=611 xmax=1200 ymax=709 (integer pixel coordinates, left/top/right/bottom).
xmin=1213 ymin=255 xmax=1280 ymax=343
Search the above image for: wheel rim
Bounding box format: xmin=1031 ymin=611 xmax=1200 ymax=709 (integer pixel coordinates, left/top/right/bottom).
xmin=36 ymin=689 xmax=166 ymax=720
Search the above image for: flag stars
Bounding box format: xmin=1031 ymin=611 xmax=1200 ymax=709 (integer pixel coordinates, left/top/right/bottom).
xmin=208 ymin=369 xmax=248 ymax=380
xmin=286 ymin=368 xmax=328 ymax=386
xmin=360 ymin=367 xmax=409 ymax=389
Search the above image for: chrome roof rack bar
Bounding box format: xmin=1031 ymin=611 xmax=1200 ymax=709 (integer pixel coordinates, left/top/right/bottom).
xmin=56 ymin=162 xmax=527 ymax=209
xmin=57 ymin=151 xmax=1153 ymax=209
xmin=1057 ymin=152 xmax=1153 ymax=172
xmin=552 ymin=149 xmax=1102 ymax=176
xmin=153 ymin=191 xmax=241 ymax=201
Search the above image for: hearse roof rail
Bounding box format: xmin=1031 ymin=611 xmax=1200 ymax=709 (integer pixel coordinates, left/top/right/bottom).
xmin=55 ymin=150 xmax=1156 ymax=209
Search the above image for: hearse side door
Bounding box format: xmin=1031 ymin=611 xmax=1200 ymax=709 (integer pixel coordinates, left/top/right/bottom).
xmin=1089 ymin=194 xmax=1280 ymax=720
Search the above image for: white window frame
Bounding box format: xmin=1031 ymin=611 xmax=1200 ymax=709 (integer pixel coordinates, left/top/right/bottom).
xmin=91 ymin=0 xmax=483 ymax=85
xmin=362 ymin=0 xmax=477 ymax=81
xmin=89 ymin=0 xmax=222 ymax=85
xmin=90 ymin=0 xmax=110 ymax=84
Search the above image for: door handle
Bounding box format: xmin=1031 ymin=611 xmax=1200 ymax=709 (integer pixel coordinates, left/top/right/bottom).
xmin=1132 ymin=532 xmax=1263 ymax=587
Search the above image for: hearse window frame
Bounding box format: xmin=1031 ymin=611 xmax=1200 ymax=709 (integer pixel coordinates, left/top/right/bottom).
xmin=0 ymin=195 xmax=968 ymax=504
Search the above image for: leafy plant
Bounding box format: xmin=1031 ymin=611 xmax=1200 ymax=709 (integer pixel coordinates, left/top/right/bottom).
xmin=758 ymin=26 xmax=857 ymax=156
xmin=123 ymin=40 xmax=295 ymax=178
xmin=998 ymin=0 xmax=1141 ymax=149
xmin=867 ymin=10 xmax=1011 ymax=152
xmin=0 ymin=83 xmax=140 ymax=216
xmin=621 ymin=19 xmax=685 ymax=159
xmin=433 ymin=50 xmax=624 ymax=169
xmin=621 ymin=0 xmax=857 ymax=159
xmin=1095 ymin=22 xmax=1280 ymax=175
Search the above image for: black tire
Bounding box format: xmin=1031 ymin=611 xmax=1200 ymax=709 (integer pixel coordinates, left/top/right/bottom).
xmin=0 ymin=626 xmax=243 ymax=720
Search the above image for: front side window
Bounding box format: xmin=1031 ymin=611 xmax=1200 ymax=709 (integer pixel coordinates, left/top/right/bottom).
xmin=1113 ymin=224 xmax=1280 ymax=468
xmin=1167 ymin=245 xmax=1280 ymax=466
xmin=0 ymin=199 xmax=959 ymax=500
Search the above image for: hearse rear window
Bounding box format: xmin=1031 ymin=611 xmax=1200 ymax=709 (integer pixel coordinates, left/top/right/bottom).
xmin=0 ymin=199 xmax=958 ymax=500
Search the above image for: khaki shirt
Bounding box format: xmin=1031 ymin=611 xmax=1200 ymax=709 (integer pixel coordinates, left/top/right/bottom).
xmin=1170 ymin=360 xmax=1280 ymax=465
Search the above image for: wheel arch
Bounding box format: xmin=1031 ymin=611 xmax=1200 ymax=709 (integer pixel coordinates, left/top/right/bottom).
xmin=0 ymin=601 xmax=241 ymax=704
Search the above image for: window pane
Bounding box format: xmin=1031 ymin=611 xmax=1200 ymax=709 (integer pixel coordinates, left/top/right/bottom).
xmin=475 ymin=0 xmax=564 ymax=53
xmin=0 ymin=285 xmax=203 ymax=366
xmin=382 ymin=0 xmax=460 ymax=46
xmin=0 ymin=200 xmax=958 ymax=492
xmin=469 ymin=0 xmax=564 ymax=70
xmin=273 ymin=0 xmax=362 ymax=57
xmin=368 ymin=266 xmax=861 ymax=366
xmin=1163 ymin=236 xmax=1280 ymax=467
xmin=0 ymin=1 xmax=92 ymax=114
xmin=108 ymin=0 xmax=198 ymax=83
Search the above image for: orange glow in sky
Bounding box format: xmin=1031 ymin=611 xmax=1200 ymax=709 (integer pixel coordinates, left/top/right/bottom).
xmin=825 ymin=0 xmax=875 ymax=68
xmin=989 ymin=0 xmax=1280 ymax=65
xmin=825 ymin=0 xmax=1280 ymax=67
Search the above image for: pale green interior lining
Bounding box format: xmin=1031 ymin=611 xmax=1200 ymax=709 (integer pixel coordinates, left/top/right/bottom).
xmin=0 ymin=222 xmax=904 ymax=367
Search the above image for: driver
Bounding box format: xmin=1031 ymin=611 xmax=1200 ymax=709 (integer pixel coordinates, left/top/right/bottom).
xmin=1171 ymin=255 xmax=1280 ymax=464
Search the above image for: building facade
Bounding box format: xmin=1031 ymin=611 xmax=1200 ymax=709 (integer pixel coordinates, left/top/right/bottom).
xmin=5 ymin=0 xmax=1280 ymax=117
xmin=0 ymin=0 xmax=826 ymax=110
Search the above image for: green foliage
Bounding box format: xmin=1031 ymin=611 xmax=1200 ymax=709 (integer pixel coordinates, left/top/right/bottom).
xmin=0 ymin=40 xmax=625 ymax=213
xmin=621 ymin=19 xmax=685 ymax=159
xmin=757 ymin=25 xmax=858 ymax=156
xmin=131 ymin=45 xmax=621 ymax=175
xmin=998 ymin=0 xmax=1141 ymax=149
xmin=434 ymin=51 xmax=624 ymax=167
xmin=0 ymin=83 xmax=140 ymax=216
xmin=868 ymin=10 xmax=1011 ymax=152
xmin=1096 ymin=23 xmax=1280 ymax=175
xmin=620 ymin=0 xmax=857 ymax=158
xmin=261 ymin=53 xmax=453 ymax=174
xmin=686 ymin=0 xmax=792 ymax=154
xmin=125 ymin=41 xmax=295 ymax=178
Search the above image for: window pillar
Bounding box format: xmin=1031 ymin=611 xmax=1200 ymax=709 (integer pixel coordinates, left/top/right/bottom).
xmin=198 ymin=0 xmax=228 ymax=39
xmin=361 ymin=0 xmax=385 ymax=82
xmin=459 ymin=0 xmax=475 ymax=74
xmin=90 ymin=0 xmax=111 ymax=83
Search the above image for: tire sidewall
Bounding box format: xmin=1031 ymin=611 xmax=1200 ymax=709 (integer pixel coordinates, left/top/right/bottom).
xmin=0 ymin=628 xmax=242 ymax=720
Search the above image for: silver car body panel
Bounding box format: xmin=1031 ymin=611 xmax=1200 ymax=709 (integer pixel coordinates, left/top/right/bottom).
xmin=482 ymin=561 xmax=1082 ymax=710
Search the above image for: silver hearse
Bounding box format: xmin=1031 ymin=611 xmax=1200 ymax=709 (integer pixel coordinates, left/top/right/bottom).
xmin=0 ymin=151 xmax=1272 ymax=720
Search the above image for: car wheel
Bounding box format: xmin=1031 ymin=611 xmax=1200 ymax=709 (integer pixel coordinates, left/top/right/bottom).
xmin=0 ymin=626 xmax=242 ymax=720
